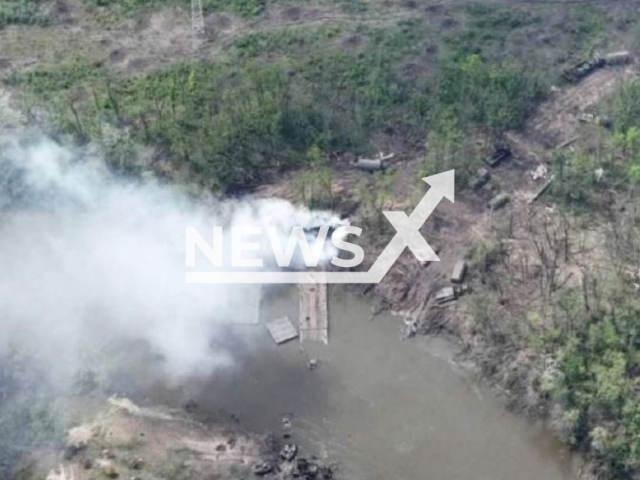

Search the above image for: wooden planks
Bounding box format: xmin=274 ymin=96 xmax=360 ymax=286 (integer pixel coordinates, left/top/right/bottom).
xmin=299 ymin=283 xmax=328 ymax=344
xmin=265 ymin=316 xmax=298 ymax=345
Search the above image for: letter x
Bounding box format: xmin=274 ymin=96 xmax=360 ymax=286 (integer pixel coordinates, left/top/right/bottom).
xmin=383 ymin=211 xmax=438 ymax=262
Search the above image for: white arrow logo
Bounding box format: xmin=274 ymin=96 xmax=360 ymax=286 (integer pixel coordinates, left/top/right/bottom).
xmin=186 ymin=170 xmax=454 ymax=284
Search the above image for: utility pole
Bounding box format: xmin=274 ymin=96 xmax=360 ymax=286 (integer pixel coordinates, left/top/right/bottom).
xmin=191 ymin=0 xmax=205 ymax=50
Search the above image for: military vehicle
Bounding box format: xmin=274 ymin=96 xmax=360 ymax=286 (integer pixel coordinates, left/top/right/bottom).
xmin=562 ymin=57 xmax=605 ymax=83
xmin=485 ymin=147 xmax=511 ymax=168
xmin=356 ymin=152 xmax=394 ymax=172
xmin=489 ymin=192 xmax=510 ymax=211
xmin=451 ymin=260 xmax=467 ymax=284
xmin=577 ymin=112 xmax=613 ymax=128
xmin=357 ymin=158 xmax=384 ymax=172
xmin=436 ymin=287 xmax=456 ymax=304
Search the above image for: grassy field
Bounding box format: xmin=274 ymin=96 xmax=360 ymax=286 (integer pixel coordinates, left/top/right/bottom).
xmin=9 ymin=1 xmax=571 ymax=189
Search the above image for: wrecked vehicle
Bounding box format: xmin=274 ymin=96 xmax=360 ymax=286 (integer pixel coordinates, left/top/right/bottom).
xmin=436 ymin=286 xmax=456 ymax=304
xmin=576 ymin=112 xmax=612 ymax=128
xmin=280 ymin=443 xmax=298 ymax=461
xmin=451 ymin=260 xmax=467 ymax=284
xmin=253 ymin=461 xmax=274 ymax=476
xmin=356 ymin=152 xmax=394 ymax=172
xmin=562 ymin=57 xmax=604 ymax=83
xmin=356 ymin=158 xmax=384 ymax=172
xmin=489 ymin=192 xmax=510 ymax=211
xmin=485 ymin=147 xmax=511 ymax=168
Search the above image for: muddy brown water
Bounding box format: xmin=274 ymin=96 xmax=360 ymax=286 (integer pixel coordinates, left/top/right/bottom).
xmin=142 ymin=286 xmax=579 ymax=480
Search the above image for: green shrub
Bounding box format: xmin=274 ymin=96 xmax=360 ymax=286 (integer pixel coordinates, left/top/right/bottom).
xmin=434 ymin=53 xmax=546 ymax=134
xmin=0 ymin=0 xmax=50 ymax=28
xmin=614 ymin=79 xmax=640 ymax=134
xmin=12 ymin=17 xmax=548 ymax=191
xmin=80 ymin=0 xmax=267 ymax=17
xmin=550 ymin=304 xmax=640 ymax=476
xmin=203 ymin=0 xmax=265 ymax=18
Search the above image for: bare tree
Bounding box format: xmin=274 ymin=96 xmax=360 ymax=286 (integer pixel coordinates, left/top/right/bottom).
xmin=526 ymin=208 xmax=568 ymax=300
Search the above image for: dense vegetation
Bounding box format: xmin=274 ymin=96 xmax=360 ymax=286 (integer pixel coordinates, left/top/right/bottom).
xmin=524 ymin=77 xmax=640 ymax=477
xmin=81 ymin=0 xmax=272 ymax=18
xmin=462 ymin=73 xmax=640 ymax=476
xmin=550 ymin=79 xmax=640 ymax=204
xmin=464 ymin=207 xmax=640 ymax=479
xmin=0 ymin=0 xmax=50 ymax=27
xmin=13 ymin=15 xmax=546 ymax=190
xmin=0 ymin=352 xmax=62 ymax=478
xmin=553 ymin=299 xmax=640 ymax=476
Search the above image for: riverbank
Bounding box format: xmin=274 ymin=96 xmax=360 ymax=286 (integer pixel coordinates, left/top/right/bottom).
xmin=124 ymin=287 xmax=582 ymax=480
xmin=8 ymin=288 xmax=582 ymax=480
xmin=252 ymin=59 xmax=640 ymax=479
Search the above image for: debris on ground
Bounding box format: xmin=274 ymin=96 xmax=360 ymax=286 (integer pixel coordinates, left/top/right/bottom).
xmin=97 ymin=459 xmax=119 ymax=478
xmin=183 ymin=398 xmax=198 ymax=413
xmin=559 ymin=136 xmax=579 ymax=148
xmin=282 ymin=415 xmax=293 ymax=431
xmin=45 ymin=466 xmax=74 ymax=480
xmin=594 ymin=167 xmax=604 ymax=183
xmin=453 ymin=284 xmax=470 ymax=297
xmin=529 ymin=164 xmax=548 ymax=181
xmin=488 ymin=192 xmax=510 ymax=211
xmin=320 ymin=465 xmax=335 ymax=479
xmin=402 ymin=318 xmax=419 ymax=339
xmin=63 ymin=442 xmax=86 ymax=460
xmin=528 ymin=176 xmax=554 ymax=204
xmin=308 ymin=358 xmax=319 ymax=370
xmin=296 ymin=458 xmax=309 ymax=474
xmin=469 ymin=167 xmax=490 ymax=190
xmin=295 ymin=458 xmax=322 ymax=478
xmin=599 ymin=115 xmax=613 ymax=128
xmin=101 ymin=449 xmax=115 ymax=460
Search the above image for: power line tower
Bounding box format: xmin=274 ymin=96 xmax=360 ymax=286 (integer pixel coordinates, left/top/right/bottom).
xmin=191 ymin=0 xmax=205 ymax=50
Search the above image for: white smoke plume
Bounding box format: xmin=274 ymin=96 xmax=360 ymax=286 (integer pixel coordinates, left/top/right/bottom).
xmin=0 ymin=138 xmax=342 ymax=382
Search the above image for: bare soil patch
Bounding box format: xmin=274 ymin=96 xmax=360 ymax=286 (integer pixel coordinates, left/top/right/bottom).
xmin=39 ymin=397 xmax=261 ymax=480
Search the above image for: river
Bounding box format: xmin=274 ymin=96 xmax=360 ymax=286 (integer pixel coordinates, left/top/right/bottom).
xmin=144 ymin=285 xmax=579 ymax=480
